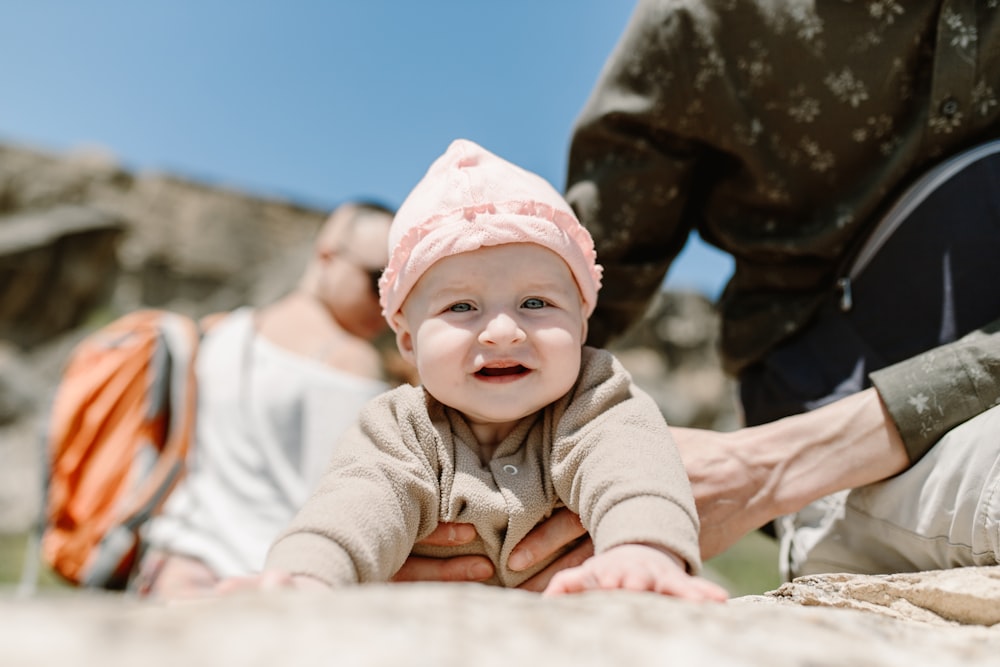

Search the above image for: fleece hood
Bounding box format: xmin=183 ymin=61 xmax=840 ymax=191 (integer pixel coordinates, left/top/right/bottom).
xmin=379 ymin=138 xmax=603 ymax=328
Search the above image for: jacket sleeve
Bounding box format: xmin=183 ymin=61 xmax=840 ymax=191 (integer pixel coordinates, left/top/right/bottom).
xmin=566 ymin=0 xmax=707 ymax=347
xmin=549 ymin=347 xmax=702 ymax=573
xmin=264 ymin=388 xmax=441 ymax=586
xmin=870 ymin=319 xmax=1000 ymax=463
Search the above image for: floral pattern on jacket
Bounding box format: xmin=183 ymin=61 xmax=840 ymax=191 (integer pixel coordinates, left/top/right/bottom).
xmin=567 ymin=0 xmax=1000 ymax=460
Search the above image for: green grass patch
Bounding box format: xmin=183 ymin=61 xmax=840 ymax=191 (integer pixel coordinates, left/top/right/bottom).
xmin=704 ymin=530 xmax=782 ymax=597
xmin=0 ymin=532 xmax=70 ymax=592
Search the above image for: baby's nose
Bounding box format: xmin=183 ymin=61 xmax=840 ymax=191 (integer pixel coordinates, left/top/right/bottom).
xmin=479 ymin=311 xmax=526 ymax=345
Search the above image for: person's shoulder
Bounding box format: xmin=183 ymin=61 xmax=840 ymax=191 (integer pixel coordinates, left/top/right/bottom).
xmin=196 ymin=308 xmax=252 ymax=356
xmin=199 ymin=308 xmax=240 ymax=333
xmin=327 ymin=333 xmax=383 ymax=379
xmin=202 ymin=307 xmax=250 ymax=334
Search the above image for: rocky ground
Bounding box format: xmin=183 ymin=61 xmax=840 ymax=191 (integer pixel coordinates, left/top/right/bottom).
xmin=5 ymin=568 xmax=1000 ymax=666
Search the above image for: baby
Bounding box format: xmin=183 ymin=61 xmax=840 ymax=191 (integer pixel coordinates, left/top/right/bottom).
xmin=263 ymin=139 xmax=726 ymax=600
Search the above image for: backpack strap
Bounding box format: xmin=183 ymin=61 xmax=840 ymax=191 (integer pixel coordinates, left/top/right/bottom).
xmin=81 ymin=312 xmax=201 ymax=587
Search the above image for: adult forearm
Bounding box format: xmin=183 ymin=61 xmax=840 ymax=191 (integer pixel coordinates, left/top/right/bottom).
xmin=747 ymin=387 xmax=910 ymax=515
xmin=675 ymin=387 xmax=910 ymax=559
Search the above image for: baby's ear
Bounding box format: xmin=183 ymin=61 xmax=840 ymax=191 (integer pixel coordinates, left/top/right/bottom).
xmin=392 ymin=312 xmax=416 ymax=365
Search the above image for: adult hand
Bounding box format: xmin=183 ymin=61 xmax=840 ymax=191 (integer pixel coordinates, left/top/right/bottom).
xmin=671 ymin=426 xmax=777 ymax=560
xmin=509 ymin=508 xmax=592 ymax=592
xmin=391 ymin=522 xmax=495 ymax=583
xmin=392 ymin=509 xmax=594 ymax=590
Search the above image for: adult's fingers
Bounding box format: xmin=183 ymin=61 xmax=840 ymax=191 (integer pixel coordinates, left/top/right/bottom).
xmin=516 ymin=538 xmax=594 ymax=592
xmin=413 ymin=522 xmax=479 ymax=547
xmin=508 ymin=508 xmax=587 ymax=572
xmin=391 ymin=554 xmax=494 ymax=583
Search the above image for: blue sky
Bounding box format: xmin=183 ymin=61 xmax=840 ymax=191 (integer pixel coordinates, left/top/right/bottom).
xmin=0 ymin=1 xmax=733 ymax=298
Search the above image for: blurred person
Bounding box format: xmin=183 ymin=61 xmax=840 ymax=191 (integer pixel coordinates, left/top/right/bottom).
xmin=135 ymin=200 xmax=396 ymax=597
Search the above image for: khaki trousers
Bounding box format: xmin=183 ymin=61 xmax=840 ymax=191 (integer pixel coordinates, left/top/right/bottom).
xmin=778 ymin=404 xmax=1000 ymax=579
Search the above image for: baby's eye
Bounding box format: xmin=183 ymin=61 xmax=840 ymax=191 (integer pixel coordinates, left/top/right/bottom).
xmin=522 ymin=297 xmax=546 ymax=310
xmin=448 ymin=302 xmax=473 ymax=313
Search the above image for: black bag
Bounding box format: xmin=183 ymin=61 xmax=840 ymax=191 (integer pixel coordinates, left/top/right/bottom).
xmin=741 ymin=140 xmax=1000 ymax=426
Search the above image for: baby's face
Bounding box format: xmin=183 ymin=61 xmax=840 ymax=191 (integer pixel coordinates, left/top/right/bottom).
xmin=395 ymin=243 xmax=587 ymax=443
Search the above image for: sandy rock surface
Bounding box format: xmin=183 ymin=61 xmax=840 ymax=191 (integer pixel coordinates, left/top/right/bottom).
xmin=4 ymin=572 xmax=1000 ymax=667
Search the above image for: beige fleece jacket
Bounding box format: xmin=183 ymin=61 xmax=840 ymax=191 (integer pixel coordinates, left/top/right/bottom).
xmin=265 ymin=346 xmax=701 ymax=587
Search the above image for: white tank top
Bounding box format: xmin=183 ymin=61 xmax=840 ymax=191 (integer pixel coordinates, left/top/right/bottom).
xmin=144 ymin=308 xmax=389 ymax=576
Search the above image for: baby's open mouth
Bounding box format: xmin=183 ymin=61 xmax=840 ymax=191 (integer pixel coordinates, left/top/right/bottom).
xmin=476 ymin=365 xmax=528 ymax=377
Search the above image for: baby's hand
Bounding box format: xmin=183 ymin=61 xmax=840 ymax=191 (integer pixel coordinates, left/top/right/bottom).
xmin=214 ymin=570 xmax=329 ymax=595
xmin=541 ymin=544 xmax=728 ymax=601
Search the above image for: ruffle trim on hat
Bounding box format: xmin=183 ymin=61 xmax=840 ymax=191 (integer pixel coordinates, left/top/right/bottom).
xmin=379 ymin=199 xmax=603 ymax=326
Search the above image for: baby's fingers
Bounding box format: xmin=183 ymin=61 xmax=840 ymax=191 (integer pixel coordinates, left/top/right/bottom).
xmin=541 ymin=567 xmax=598 ymax=597
xmin=656 ymin=573 xmax=729 ymax=602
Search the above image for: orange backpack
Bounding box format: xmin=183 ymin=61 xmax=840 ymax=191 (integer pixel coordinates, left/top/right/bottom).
xmin=37 ymin=309 xmax=202 ymax=589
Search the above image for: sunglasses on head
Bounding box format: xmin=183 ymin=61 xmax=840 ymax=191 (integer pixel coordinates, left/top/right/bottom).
xmin=362 ymin=267 xmax=382 ymax=297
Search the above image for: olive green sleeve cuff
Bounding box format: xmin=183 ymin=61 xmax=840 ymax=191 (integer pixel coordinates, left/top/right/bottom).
xmin=870 ymin=325 xmax=1000 ymax=463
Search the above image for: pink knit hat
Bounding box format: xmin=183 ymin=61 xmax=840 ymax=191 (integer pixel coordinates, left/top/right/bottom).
xmin=379 ymin=139 xmax=603 ymax=329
